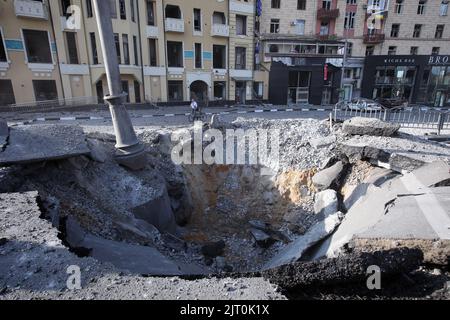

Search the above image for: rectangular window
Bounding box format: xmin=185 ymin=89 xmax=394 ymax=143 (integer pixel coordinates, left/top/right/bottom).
xmin=0 ymin=80 xmax=16 ymax=106
xmin=213 ymin=45 xmax=226 ymax=69
xmin=194 ymin=43 xmax=202 ymax=69
xmin=110 ymin=0 xmax=117 ymax=19
xmin=167 ymin=41 xmax=183 ymax=67
xmin=366 ymin=46 xmax=374 ymax=56
xmin=65 ymin=32 xmax=79 ymax=64
xmin=0 ymin=30 xmax=7 ymax=62
xmin=253 ymin=82 xmax=264 ymax=99
xmin=122 ymin=34 xmax=129 ymax=65
xmin=388 ymin=46 xmax=397 ymax=55
xmin=122 ymin=81 xmax=130 ymax=102
xmin=272 ymin=0 xmax=281 ymax=9
xmin=435 ymin=25 xmax=444 ymax=39
xmin=432 ymin=47 xmax=440 ymax=55
xmin=90 ymin=32 xmax=98 ymax=64
xmin=131 ymin=0 xmax=135 ymax=22
xmin=294 ymin=19 xmax=305 ymax=35
xmin=33 ymin=80 xmax=58 ymax=101
xmin=114 ymin=33 xmax=121 ymax=63
xmin=297 ymin=0 xmax=306 ymax=10
xmin=413 ymin=24 xmax=422 ymax=38
xmin=194 ymin=9 xmax=202 ymax=32
xmin=213 ymin=12 xmax=226 ymax=25
xmin=60 ymin=0 xmax=71 ymax=17
xmin=322 ymin=0 xmax=331 ymax=10
xmin=417 ymin=0 xmax=426 ymax=15
xmin=346 ymin=42 xmax=353 ymax=56
xmin=270 ymin=19 xmax=280 ymax=33
xmin=168 ymin=81 xmax=183 ymax=101
xmin=320 ymin=22 xmax=329 ymax=35
xmin=214 ymin=82 xmax=226 ymax=100
xmin=147 ymin=0 xmax=155 ymax=25
xmin=149 ymin=39 xmax=157 ymax=66
xmin=236 ymin=15 xmax=247 ymax=35
xmin=395 ymin=0 xmax=403 ymax=14
xmin=235 ymin=47 xmax=246 ymax=70
xmin=344 ymin=12 xmax=355 ymax=29
xmin=410 ymin=46 xmax=418 ymax=55
xmin=391 ymin=24 xmax=400 ymax=37
xmin=119 ymin=0 xmax=126 ymax=20
xmin=23 ymin=29 xmax=52 ymax=64
xmin=134 ymin=80 xmax=141 ymax=103
xmin=441 ymin=1 xmax=449 ymax=16
xmin=347 ymin=0 xmax=357 ymax=4
xmin=133 ymin=36 xmax=139 ymax=66
xmin=86 ymin=0 xmax=93 ymax=18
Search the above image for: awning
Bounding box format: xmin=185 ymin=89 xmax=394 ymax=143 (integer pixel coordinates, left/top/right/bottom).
xmin=232 ymin=77 xmax=253 ymax=81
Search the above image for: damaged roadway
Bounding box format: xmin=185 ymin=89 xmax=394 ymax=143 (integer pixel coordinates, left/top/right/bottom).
xmin=0 ymin=115 xmax=450 ymax=300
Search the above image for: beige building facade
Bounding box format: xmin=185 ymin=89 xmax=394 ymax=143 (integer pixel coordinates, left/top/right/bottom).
xmin=0 ymin=0 xmax=268 ymax=106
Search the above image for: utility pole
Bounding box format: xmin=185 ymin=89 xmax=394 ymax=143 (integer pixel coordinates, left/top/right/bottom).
xmin=92 ymin=0 xmax=147 ymax=170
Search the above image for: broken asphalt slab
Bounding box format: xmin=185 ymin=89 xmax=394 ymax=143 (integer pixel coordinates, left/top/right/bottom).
xmin=340 ymin=133 xmax=450 ymax=173
xmin=342 ymin=117 xmax=401 ymax=137
xmin=0 ymin=125 xmax=90 ymax=166
xmin=65 ymin=216 xmax=200 ymax=276
xmin=312 ymin=161 xmax=450 ymax=264
xmin=263 ymin=248 xmax=423 ymax=290
xmin=0 ymin=191 xmax=285 ymax=300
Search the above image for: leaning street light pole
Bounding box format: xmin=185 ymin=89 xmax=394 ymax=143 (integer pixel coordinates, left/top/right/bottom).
xmin=92 ymin=0 xmax=147 ymax=170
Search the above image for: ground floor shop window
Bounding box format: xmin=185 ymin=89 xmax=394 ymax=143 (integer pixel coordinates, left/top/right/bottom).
xmin=0 ymin=80 xmax=15 ymax=106
xmin=372 ymin=66 xmax=417 ymax=101
xmin=253 ymin=82 xmax=264 ymax=100
xmin=288 ymin=71 xmax=310 ymax=104
xmin=32 ymin=80 xmax=57 ymax=102
xmin=214 ymin=82 xmax=226 ymax=100
xmin=168 ymin=80 xmax=183 ymax=102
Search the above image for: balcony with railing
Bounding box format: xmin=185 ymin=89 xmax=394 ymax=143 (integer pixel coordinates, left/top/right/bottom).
xmin=363 ymin=33 xmax=385 ymax=44
xmin=14 ymin=0 xmax=48 ymax=20
xmin=165 ymin=18 xmax=185 ymax=33
xmin=317 ymin=8 xmax=340 ymax=20
xmin=316 ymin=33 xmax=338 ymax=41
xmin=211 ymin=24 xmax=230 ymax=37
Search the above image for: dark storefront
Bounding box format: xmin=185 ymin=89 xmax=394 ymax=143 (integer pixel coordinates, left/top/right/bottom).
xmin=269 ymin=58 xmax=341 ymax=106
xmin=362 ymin=55 xmax=450 ymax=107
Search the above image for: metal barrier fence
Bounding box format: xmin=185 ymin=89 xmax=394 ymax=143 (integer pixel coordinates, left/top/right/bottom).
xmin=333 ymin=106 xmax=450 ymax=134
xmin=0 ymin=96 xmax=100 ymax=113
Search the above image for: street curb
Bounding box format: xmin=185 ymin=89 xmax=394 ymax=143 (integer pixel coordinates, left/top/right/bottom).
xmin=9 ymin=107 xmax=331 ymax=126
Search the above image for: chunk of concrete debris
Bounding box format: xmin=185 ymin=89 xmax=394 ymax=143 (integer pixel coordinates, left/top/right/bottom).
xmin=340 ymin=133 xmax=450 ymax=173
xmin=312 ymin=161 xmax=344 ymax=191
xmin=0 ymin=120 xmax=8 ymax=151
xmin=131 ymin=185 xmax=177 ymax=234
xmin=263 ymin=248 xmax=423 ymax=289
xmin=201 ymin=240 xmax=226 ymax=258
xmin=311 ymin=161 xmax=450 ymax=265
xmin=87 ymin=138 xmax=109 ymax=163
xmin=342 ymin=117 xmax=400 ymax=137
xmin=263 ymin=211 xmax=343 ymax=269
xmin=65 ymin=217 xmax=196 ymax=276
xmin=250 ymin=228 xmax=276 ymax=248
xmin=351 ymin=187 xmax=450 ymax=265
xmin=309 ymin=135 xmax=337 ymax=149
xmin=0 ymin=125 xmax=90 ymax=165
xmin=314 ymin=189 xmax=339 ymax=216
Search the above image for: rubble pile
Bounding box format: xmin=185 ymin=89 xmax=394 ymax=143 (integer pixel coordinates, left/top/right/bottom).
xmin=0 ymin=115 xmax=449 ymax=299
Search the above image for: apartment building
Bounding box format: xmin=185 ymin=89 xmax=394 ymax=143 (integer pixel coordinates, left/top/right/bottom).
xmin=0 ymin=0 xmax=63 ymax=106
xmin=256 ymin=0 xmax=450 ymax=107
xmin=0 ymin=0 xmax=268 ymax=106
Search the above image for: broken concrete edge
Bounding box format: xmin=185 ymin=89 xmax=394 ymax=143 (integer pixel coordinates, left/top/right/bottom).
xmin=342 ymin=117 xmax=401 ymax=137
xmin=261 ymin=248 xmax=424 ymax=290
xmin=350 ymin=238 xmax=450 ymax=266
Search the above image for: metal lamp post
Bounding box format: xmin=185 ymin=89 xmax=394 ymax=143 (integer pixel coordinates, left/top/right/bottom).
xmin=92 ymin=0 xmax=147 ymax=170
